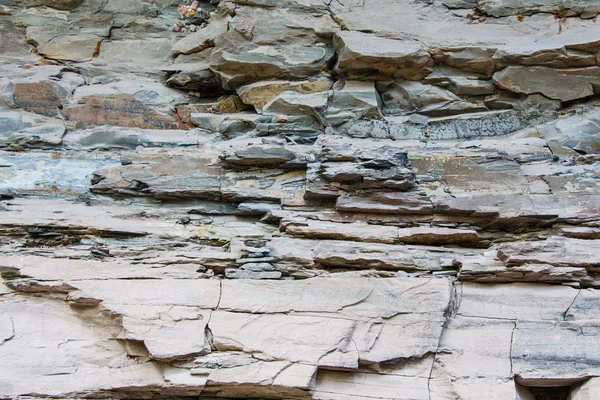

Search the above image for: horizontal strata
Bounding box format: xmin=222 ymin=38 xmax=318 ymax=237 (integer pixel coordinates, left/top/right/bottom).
xmin=0 ymin=0 xmax=600 ymax=399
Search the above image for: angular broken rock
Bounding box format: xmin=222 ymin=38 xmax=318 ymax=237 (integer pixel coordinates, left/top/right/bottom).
xmin=3 ymin=0 xmax=600 ymax=398
xmin=236 ymin=78 xmax=333 ymax=111
xmin=333 ymin=31 xmax=433 ymax=81
xmin=493 ymin=66 xmax=600 ymax=102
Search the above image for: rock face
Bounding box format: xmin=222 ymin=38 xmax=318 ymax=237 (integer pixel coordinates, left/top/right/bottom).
xmin=1 ymin=0 xmax=600 ymax=399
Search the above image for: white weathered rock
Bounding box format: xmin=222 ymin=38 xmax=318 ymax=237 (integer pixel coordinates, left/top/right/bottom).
xmin=458 ymin=282 xmax=579 ymax=320
xmin=2 ymin=0 xmax=600 ymax=398
xmin=569 ymin=378 xmax=600 ymax=400
xmin=430 ymin=316 xmax=516 ymax=400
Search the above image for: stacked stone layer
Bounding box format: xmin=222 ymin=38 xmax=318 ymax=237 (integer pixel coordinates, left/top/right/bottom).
xmin=1 ymin=0 xmax=600 ymax=399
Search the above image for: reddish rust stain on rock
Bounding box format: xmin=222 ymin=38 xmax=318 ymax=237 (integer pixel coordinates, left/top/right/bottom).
xmin=14 ymin=82 xmax=65 ymax=117
xmin=63 ymin=94 xmax=187 ymax=129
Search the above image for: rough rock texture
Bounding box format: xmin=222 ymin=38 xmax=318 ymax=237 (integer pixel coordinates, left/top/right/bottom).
xmin=1 ymin=0 xmax=600 ymax=399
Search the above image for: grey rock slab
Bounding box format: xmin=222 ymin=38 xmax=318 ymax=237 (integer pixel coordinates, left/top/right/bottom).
xmin=220 ymin=169 xmax=307 ymax=204
xmin=266 ymin=237 xmax=315 ymax=269
xmin=493 ymin=45 xmax=597 ymax=69
xmin=0 ymin=252 xmax=226 ymax=281
xmin=236 ymin=257 xmax=276 ymax=264
xmin=536 ymin=110 xmax=600 ymax=155
xmin=263 ymin=90 xmax=329 ymax=123
xmin=209 ymin=4 xmax=337 ymax=90
xmin=512 ymin=320 xmax=600 ymax=385
xmin=0 ymin=197 xmax=193 ymax=239
xmin=95 ymin=38 xmax=175 ymax=69
xmin=0 ymin=109 xmax=24 ymax=134
xmin=326 ymin=80 xmax=383 ymax=126
xmin=565 ymin=289 xmax=600 ymax=320
xmin=379 ymin=80 xmax=485 ymax=117
xmin=479 ymin=0 xmax=600 ymax=17
xmin=1 ymin=123 xmax=64 ymax=149
xmin=333 ymin=31 xmax=433 ymax=81
xmin=425 ymin=110 xmax=523 ymax=140
xmin=224 ymin=269 xmax=282 ymax=279
xmin=431 ymin=46 xmax=497 ymax=77
xmin=63 ymin=126 xmax=211 ymax=150
xmin=412 ymin=150 xmax=534 ymax=196
xmin=355 ymin=313 xmax=448 ymax=364
xmin=190 ymin=112 xmax=263 ymax=135
xmin=88 ymin=149 xmax=227 ymax=200
xmin=36 ymin=33 xmax=104 ymax=62
xmin=172 ymin=12 xmax=228 ymax=55
xmin=220 ymin=145 xmax=296 ymax=167
xmin=493 ymin=66 xmax=600 ymax=102
xmin=447 ymin=77 xmax=496 ymax=96
xmin=0 ymin=151 xmax=119 ymax=195
xmin=235 ymin=201 xmax=282 ymax=216
xmin=71 ymin=78 xmax=186 ymax=109
xmin=215 ymin=277 xmax=450 ymax=365
xmin=239 ymin=262 xmax=276 ymax=272
xmin=211 ymin=36 xmax=334 ymax=89
xmin=560 ymin=227 xmax=600 ymax=240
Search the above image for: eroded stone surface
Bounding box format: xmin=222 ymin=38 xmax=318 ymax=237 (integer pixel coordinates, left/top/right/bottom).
xmin=2 ymin=0 xmax=600 ymax=398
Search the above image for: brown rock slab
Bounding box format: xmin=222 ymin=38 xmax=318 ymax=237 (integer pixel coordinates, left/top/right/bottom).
xmin=285 ymin=219 xmax=399 ymax=244
xmin=336 ymin=191 xmax=433 ymax=215
xmin=63 ymin=94 xmax=185 ymax=129
xmin=398 ymin=227 xmax=480 ymax=245
xmin=13 ymin=82 xmax=67 ymax=117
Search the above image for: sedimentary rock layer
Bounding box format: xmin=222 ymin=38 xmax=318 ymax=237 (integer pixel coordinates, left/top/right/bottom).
xmin=1 ymin=0 xmax=600 ymax=399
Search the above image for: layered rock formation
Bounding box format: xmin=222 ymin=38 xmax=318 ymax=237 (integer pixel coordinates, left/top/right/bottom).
xmin=1 ymin=0 xmax=599 ymax=399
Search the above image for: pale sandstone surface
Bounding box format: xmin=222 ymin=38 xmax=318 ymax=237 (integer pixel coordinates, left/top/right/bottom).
xmin=1 ymin=0 xmax=600 ymax=399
